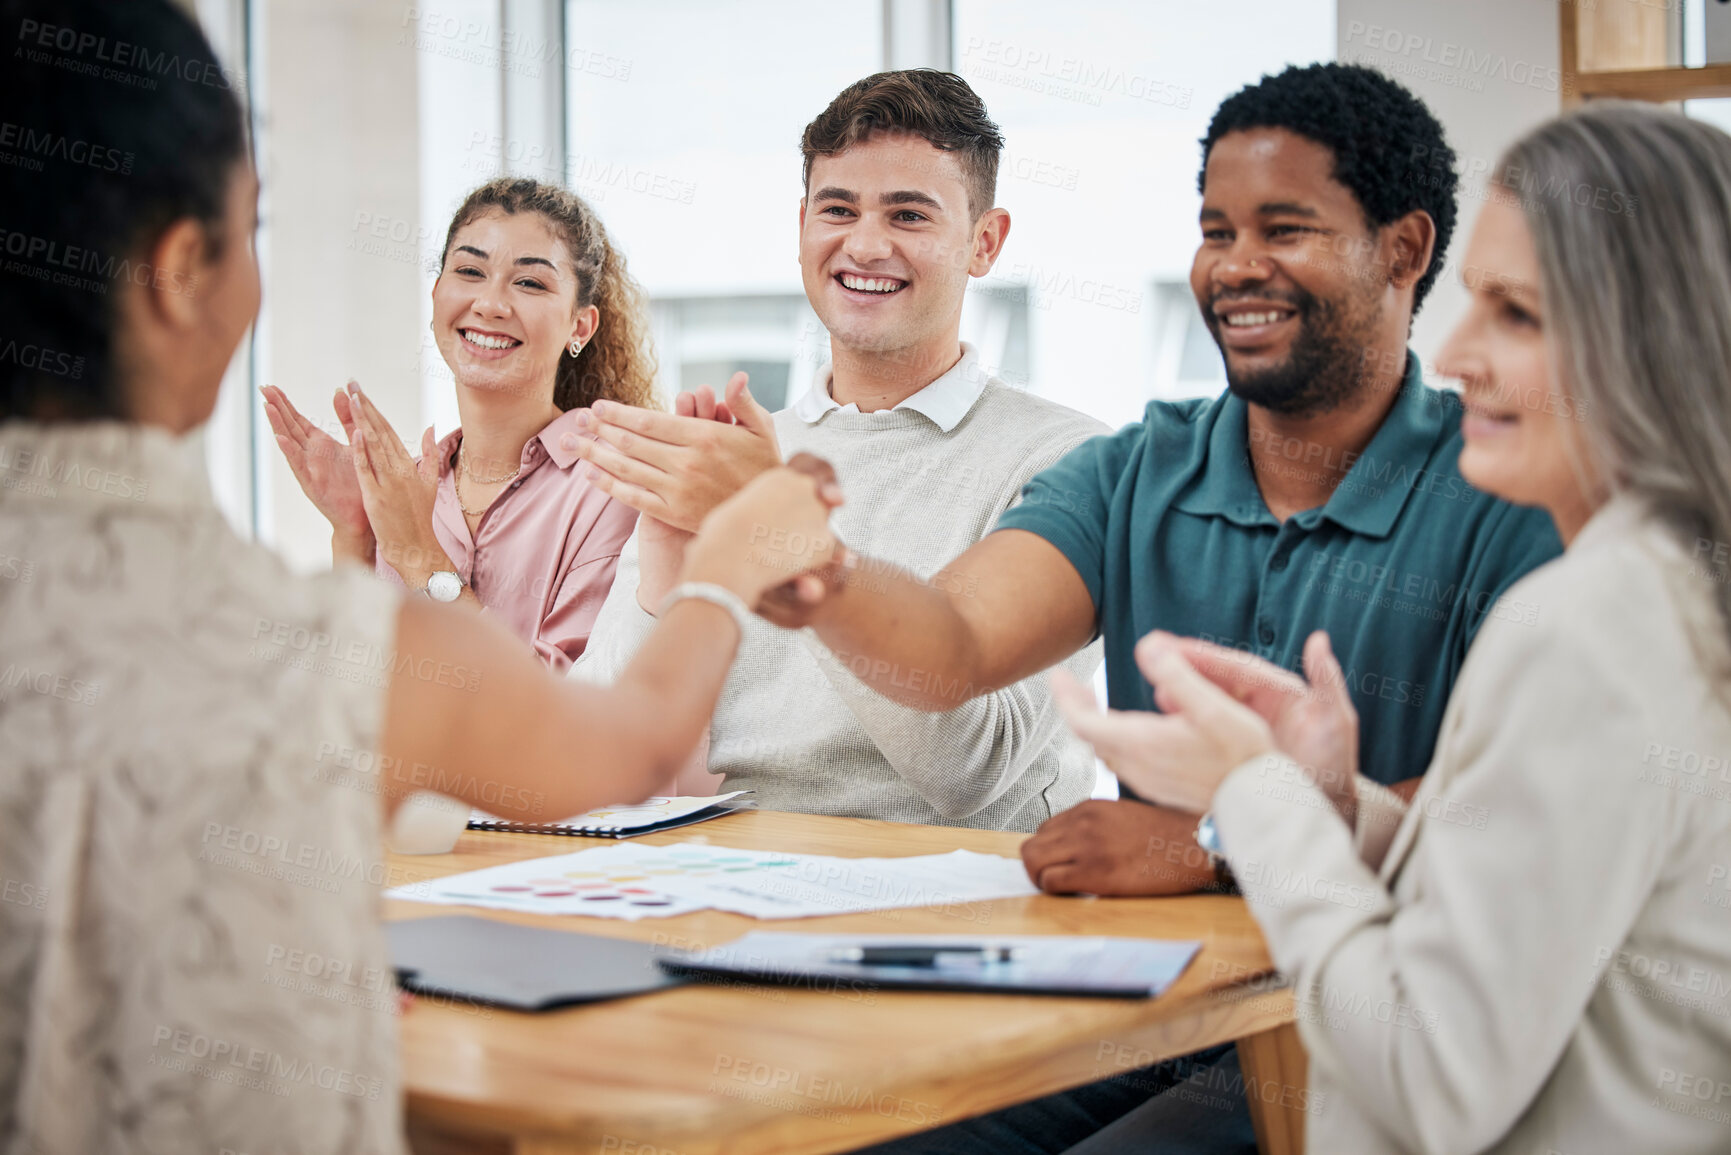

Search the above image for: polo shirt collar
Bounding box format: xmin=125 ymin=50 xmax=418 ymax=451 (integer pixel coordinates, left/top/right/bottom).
xmin=1314 ymin=351 xmax=1448 ymax=539
xmin=1173 ymin=351 xmax=1446 ymax=538
xmin=791 ymin=342 xmax=988 ymax=433
xmin=1172 ymin=393 xmax=1275 ymax=528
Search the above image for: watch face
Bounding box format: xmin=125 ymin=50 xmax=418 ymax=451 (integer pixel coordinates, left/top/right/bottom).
xmin=427 ymin=571 xmax=462 ymax=603
xmin=1196 ymin=814 xmax=1223 ymax=857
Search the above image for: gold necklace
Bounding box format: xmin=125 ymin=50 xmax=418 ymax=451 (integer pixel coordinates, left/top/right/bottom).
xmin=458 ymin=447 xmax=522 ymax=485
xmin=454 ymin=472 xmax=493 ymax=518
xmin=455 ymin=448 xmax=521 ymax=518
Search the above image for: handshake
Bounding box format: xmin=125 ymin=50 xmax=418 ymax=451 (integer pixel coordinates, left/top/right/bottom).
xmin=678 ymin=450 xmax=854 ymax=623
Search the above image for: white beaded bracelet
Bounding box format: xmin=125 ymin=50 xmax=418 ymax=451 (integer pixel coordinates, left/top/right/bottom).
xmin=658 ymin=581 xmax=755 ymax=637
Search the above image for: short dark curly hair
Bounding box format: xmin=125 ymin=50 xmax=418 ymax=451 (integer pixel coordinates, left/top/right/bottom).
xmin=1199 ymin=63 xmax=1458 ymax=314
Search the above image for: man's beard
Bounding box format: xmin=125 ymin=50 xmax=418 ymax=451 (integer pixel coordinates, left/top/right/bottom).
xmin=1210 ymin=284 xmax=1382 ymax=419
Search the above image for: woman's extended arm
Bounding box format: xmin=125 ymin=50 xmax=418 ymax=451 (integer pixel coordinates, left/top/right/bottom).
xmin=376 ymin=463 xmax=842 ymax=821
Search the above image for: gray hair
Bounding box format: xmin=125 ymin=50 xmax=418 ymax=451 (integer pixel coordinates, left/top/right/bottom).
xmin=1496 ymin=102 xmax=1731 ymax=637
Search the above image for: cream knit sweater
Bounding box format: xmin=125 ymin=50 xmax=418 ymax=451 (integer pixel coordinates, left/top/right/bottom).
xmin=575 ymin=358 xmax=1107 ymax=831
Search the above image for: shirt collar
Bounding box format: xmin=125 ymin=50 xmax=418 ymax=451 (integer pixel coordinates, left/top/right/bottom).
xmin=1314 ymin=351 xmax=1454 ymax=539
xmin=437 ymin=408 xmax=589 ymax=476
xmin=539 ymin=408 xmax=588 ymax=469
xmin=1172 ymin=392 xmax=1276 ymax=528
xmin=791 ymin=342 xmax=990 ymax=432
xmin=1174 ymin=351 xmax=1450 ymax=538
xmin=0 ymin=420 xmax=214 ymax=517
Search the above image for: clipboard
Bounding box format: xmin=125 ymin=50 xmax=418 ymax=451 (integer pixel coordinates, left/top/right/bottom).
xmin=657 ymin=932 xmax=1202 ymax=998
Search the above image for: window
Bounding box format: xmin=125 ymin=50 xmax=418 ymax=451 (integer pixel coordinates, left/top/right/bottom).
xmin=652 ymin=295 xmax=816 ymax=413
xmin=953 ymin=0 xmax=1335 ymax=426
xmin=1685 ymin=1 xmax=1731 ymax=135
xmin=1149 ymin=281 xmax=1227 ymax=401
xmin=564 ymin=0 xmax=883 ymax=409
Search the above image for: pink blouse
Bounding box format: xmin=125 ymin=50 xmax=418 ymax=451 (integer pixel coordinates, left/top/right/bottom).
xmin=374 ymin=408 xmax=638 ymax=671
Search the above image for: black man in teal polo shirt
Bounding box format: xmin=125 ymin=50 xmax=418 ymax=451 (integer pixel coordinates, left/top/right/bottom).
xmin=1005 ymin=348 xmax=1553 ymax=796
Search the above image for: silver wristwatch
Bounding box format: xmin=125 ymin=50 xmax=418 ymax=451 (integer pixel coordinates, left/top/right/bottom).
xmin=1195 ymin=811 xmax=1236 ymax=893
xmin=424 ymin=570 xmax=463 ymax=603
xmin=1195 ymin=812 xmax=1224 ymax=859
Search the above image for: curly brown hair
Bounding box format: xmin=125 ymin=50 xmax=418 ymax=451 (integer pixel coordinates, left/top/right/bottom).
xmin=441 ymin=178 xmax=659 ymax=411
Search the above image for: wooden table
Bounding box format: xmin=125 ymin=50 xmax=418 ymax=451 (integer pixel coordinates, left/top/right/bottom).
xmin=388 ymin=810 xmax=1305 ymax=1155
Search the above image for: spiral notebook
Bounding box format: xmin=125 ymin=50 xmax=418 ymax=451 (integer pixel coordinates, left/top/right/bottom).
xmin=466 ymin=791 xmax=755 ymax=839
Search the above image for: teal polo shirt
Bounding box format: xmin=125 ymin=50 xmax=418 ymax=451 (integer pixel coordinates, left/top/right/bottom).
xmin=995 ymin=353 xmax=1562 ymax=786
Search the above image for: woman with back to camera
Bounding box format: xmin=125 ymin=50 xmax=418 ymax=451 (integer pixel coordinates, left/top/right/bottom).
xmin=0 ymin=1 xmax=836 ymax=1150
xmin=1048 ymin=102 xmax=1731 ymax=1153
xmin=263 ymin=177 xmax=659 ymax=671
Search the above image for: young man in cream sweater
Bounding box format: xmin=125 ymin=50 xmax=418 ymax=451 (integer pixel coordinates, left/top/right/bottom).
xmin=570 ymin=69 xmax=1107 ymax=831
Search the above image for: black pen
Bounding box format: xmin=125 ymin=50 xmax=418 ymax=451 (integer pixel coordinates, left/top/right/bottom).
xmin=824 ymin=944 xmax=1021 ymax=966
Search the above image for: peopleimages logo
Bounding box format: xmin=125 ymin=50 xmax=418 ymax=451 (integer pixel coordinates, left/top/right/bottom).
xmin=1343 ymin=21 xmax=1564 ymax=94
xmin=15 ymin=18 xmax=247 ymax=94
xmin=0 ymin=228 xmax=198 ymax=298
xmin=0 ymin=338 xmax=84 ymax=381
xmin=0 ymin=121 xmax=134 ymax=174
xmin=148 ymin=1025 xmax=384 ymax=1100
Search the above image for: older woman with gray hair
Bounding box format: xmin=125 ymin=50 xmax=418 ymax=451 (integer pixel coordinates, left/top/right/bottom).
xmin=1051 ymin=102 xmax=1731 ymax=1154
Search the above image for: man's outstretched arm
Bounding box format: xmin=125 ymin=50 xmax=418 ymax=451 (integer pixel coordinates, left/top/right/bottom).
xmin=770 ymin=524 xmax=1098 ymax=712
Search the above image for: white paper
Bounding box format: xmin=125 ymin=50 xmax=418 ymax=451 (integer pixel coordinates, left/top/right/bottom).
xmin=387 ymin=841 xmax=1040 ymax=921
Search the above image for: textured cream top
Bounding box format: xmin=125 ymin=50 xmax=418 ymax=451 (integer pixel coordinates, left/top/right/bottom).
xmin=1215 ymin=495 xmax=1731 ymax=1154
xmin=0 ymin=421 xmax=405 ymax=1154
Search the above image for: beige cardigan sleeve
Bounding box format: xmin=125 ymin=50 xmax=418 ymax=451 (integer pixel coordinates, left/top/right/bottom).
xmin=1352 ymin=776 xmax=1410 ymax=873
xmin=1212 ymin=605 xmax=1672 ymax=1155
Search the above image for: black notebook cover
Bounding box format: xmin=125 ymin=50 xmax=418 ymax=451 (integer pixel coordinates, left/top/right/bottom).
xmin=389 ymin=915 xmax=687 ymax=1011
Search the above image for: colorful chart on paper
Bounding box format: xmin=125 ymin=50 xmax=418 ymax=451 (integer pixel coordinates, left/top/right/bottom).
xmin=387 ymin=841 xmax=1040 ymax=921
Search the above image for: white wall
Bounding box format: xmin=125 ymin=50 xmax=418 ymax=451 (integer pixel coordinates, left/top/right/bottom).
xmin=1337 ymin=0 xmax=1561 ymax=368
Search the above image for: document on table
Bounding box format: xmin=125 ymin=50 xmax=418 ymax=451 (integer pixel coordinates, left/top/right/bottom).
xmin=385 ymin=840 xmax=1040 ymax=921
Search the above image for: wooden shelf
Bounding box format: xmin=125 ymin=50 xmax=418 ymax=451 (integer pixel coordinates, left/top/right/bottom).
xmin=1576 ymin=64 xmax=1731 ymax=103
xmin=1560 ymin=0 xmax=1685 ymax=109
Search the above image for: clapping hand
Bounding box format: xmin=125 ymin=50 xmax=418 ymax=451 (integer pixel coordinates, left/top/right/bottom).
xmin=1155 ymin=629 xmax=1361 ymax=819
xmin=611 ymin=379 xmax=758 ymax=612
xmin=342 ymin=383 xmax=455 ymax=588
xmin=1050 ymin=628 xmax=1360 ymax=817
xmin=574 ymin=370 xmax=783 ymax=533
xmin=261 ymin=384 xmax=371 ymax=557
